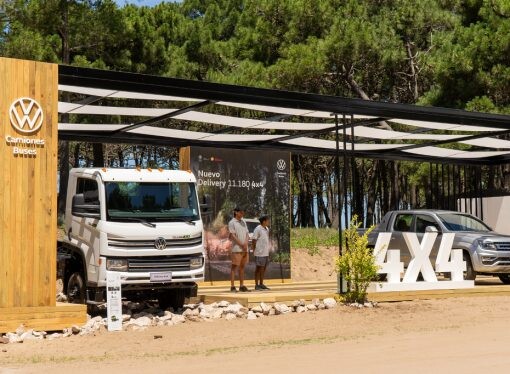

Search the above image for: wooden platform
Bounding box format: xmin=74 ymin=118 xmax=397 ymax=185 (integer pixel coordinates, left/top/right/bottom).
xmin=0 ymin=303 xmax=87 ymax=333
xmin=198 ymin=277 xmax=510 ymax=307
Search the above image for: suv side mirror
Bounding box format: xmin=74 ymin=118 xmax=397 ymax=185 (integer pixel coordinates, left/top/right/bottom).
xmin=425 ymin=226 xmax=440 ymax=233
xmin=72 ymin=194 xmax=100 ymax=219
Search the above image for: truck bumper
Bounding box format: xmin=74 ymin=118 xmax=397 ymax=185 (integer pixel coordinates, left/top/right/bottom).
xmin=96 ymin=257 xmax=205 ymax=288
xmin=472 ymin=249 xmax=510 ymax=274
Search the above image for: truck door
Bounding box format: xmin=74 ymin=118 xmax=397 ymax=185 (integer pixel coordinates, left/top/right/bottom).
xmin=391 ymin=213 xmax=414 ymax=267
xmin=71 ymin=177 xmax=101 ymax=282
xmin=414 ymin=214 xmax=442 ymax=265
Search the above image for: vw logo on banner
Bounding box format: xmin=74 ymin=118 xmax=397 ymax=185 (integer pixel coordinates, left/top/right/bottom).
xmin=9 ymin=97 xmax=44 ymax=134
xmin=276 ymin=159 xmax=286 ymax=171
xmin=154 ymin=237 xmax=167 ymax=250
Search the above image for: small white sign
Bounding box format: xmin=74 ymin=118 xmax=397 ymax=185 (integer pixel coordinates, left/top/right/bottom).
xmin=106 ymin=271 xmax=123 ymax=331
xmin=150 ymin=272 xmax=172 ymax=282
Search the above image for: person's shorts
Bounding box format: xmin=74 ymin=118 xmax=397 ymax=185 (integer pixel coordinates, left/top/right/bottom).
xmin=231 ymin=252 xmax=248 ymax=266
xmin=255 ymin=256 xmax=269 ymax=267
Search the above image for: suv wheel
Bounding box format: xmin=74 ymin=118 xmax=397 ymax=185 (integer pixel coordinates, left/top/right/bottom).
xmin=463 ymin=252 xmax=476 ymax=281
xmin=498 ymin=274 xmax=510 ymax=284
xmin=67 ymin=272 xmax=86 ymax=304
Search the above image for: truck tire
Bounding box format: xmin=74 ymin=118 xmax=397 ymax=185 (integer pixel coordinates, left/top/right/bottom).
xmin=158 ymin=289 xmax=186 ymax=311
xmin=67 ymin=272 xmax=86 ymax=304
xmin=463 ymin=252 xmax=476 ymax=281
xmin=498 ymin=274 xmax=510 ymax=284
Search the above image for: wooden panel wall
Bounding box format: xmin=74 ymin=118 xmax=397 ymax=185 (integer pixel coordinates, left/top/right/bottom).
xmin=0 ymin=57 xmax=58 ymax=308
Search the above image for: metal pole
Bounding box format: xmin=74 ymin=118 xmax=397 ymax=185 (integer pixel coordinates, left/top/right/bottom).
xmin=480 ymin=166 xmax=484 ymax=220
xmin=342 ymin=114 xmax=349 ymax=233
xmin=447 ymin=164 xmax=451 ymax=210
xmin=429 ymin=163 xmax=433 ymax=207
xmin=435 ymin=164 xmax=439 ymax=209
xmin=334 ymin=114 xmax=345 ymax=294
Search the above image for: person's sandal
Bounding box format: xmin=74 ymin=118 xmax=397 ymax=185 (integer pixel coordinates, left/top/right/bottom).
xmin=230 ymin=286 xmax=237 ymax=292
xmin=239 ymin=285 xmax=250 ymax=292
xmin=260 ymin=284 xmax=270 ymax=290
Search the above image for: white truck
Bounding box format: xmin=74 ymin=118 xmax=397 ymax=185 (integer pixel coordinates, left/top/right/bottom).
xmin=57 ymin=168 xmax=205 ymax=310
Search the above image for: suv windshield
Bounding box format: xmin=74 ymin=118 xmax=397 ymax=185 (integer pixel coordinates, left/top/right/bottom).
xmin=437 ymin=213 xmax=491 ymax=232
xmin=105 ymin=182 xmax=200 ymax=222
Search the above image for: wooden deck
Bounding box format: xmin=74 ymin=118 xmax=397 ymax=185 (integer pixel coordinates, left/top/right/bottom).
xmin=197 ymin=277 xmax=510 ymax=307
xmin=0 ymin=303 xmax=87 ymax=333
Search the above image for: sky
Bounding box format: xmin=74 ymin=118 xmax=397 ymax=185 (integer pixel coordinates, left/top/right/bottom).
xmin=114 ymin=0 xmax=180 ymax=7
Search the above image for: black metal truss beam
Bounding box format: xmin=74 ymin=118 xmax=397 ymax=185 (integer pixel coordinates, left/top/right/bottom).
xmin=58 ymin=64 xmax=510 ymax=129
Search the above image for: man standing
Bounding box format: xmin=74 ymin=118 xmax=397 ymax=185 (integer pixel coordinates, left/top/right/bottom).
xmin=252 ymin=215 xmax=271 ymax=291
xmin=228 ymin=206 xmax=250 ymax=292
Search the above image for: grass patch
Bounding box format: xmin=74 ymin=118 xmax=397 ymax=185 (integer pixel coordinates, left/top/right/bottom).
xmin=291 ymin=228 xmax=339 ymax=256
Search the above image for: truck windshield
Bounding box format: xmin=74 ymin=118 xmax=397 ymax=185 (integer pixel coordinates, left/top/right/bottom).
xmin=105 ymin=182 xmax=200 ymax=222
xmin=437 ymin=213 xmax=491 ymax=232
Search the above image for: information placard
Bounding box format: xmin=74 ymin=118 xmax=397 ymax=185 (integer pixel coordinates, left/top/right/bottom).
xmin=106 ymin=271 xmax=122 ymax=331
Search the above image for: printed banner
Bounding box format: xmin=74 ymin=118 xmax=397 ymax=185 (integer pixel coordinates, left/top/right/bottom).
xmin=188 ymin=147 xmax=291 ymax=281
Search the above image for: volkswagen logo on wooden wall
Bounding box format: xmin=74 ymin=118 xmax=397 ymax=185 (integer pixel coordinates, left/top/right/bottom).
xmin=9 ymin=97 xmax=44 ymax=134
xmin=154 ymin=237 xmax=167 ymax=250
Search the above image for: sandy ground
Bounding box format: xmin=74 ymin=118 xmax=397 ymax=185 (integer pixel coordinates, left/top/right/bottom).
xmin=2 ymin=295 xmax=510 ymax=374
xmin=291 ymin=246 xmax=338 ymax=282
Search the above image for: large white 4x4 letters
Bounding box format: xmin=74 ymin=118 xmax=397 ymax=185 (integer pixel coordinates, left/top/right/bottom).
xmin=372 ymin=232 xmax=474 ymax=291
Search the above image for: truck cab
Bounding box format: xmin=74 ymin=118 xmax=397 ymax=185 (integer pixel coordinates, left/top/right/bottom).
xmin=57 ymin=168 xmax=205 ymax=310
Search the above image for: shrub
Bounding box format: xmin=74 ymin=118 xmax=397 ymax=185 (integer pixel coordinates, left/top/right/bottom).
xmin=335 ymin=216 xmax=377 ymax=304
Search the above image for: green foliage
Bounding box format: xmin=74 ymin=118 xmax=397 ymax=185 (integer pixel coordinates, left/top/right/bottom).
xmin=291 ymin=228 xmax=338 ymax=256
xmin=335 ymin=216 xmax=377 ymax=304
xmin=271 ymin=251 xmax=290 ymax=264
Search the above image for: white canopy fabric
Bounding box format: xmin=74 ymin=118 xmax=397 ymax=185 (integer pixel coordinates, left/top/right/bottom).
xmin=56 ymin=68 xmax=510 ymax=165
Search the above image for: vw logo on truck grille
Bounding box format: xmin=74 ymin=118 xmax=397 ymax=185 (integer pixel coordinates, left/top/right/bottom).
xmin=154 ymin=237 xmax=167 ymax=250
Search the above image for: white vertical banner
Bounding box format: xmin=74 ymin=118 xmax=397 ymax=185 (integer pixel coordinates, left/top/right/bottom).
xmin=106 ymin=271 xmax=123 ymax=331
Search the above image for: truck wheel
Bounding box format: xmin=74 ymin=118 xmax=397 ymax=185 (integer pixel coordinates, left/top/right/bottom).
xmin=158 ymin=290 xmax=186 ymax=311
xmin=498 ymin=274 xmax=510 ymax=284
xmin=67 ymin=272 xmax=86 ymax=304
xmin=463 ymin=252 xmax=476 ymax=281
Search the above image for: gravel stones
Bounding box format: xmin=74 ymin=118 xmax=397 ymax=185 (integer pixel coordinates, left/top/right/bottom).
xmin=0 ymin=297 xmax=373 ymax=344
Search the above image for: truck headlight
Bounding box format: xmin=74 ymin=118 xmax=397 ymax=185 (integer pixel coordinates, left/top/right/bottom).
xmin=478 ymin=240 xmax=497 ymax=250
xmin=190 ymin=257 xmax=203 ymax=269
xmin=106 ymin=259 xmax=128 ymax=272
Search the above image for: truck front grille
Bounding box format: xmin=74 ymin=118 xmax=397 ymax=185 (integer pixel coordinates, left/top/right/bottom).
xmin=495 ymin=242 xmax=510 ymax=251
xmin=108 ymin=236 xmax=202 ymax=250
xmin=127 ymin=255 xmax=202 ymax=273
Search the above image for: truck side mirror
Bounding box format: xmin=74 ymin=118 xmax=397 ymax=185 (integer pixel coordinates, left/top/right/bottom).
xmin=72 ymin=194 xmax=100 ymax=219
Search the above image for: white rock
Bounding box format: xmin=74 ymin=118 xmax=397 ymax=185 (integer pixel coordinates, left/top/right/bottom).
xmin=260 ymin=302 xmax=271 ymax=315
xmin=224 ymin=313 xmax=237 ymax=321
xmin=172 ymin=315 xmax=186 ymax=324
xmin=318 ymin=303 xmax=326 ymax=310
xmin=15 ymin=325 xmax=25 ymax=336
xmin=296 ymin=306 xmax=306 ymax=313
xmin=312 ymin=298 xmax=320 ymax=306
xmin=163 ymin=320 xmax=175 ymax=326
xmin=218 ymin=300 xmax=230 ymax=308
xmin=32 ymin=330 xmax=46 ymax=337
xmin=291 ymin=300 xmax=301 ymax=308
xmin=183 ymin=308 xmax=199 ymax=317
xmin=224 ymin=303 xmax=242 ymax=314
xmin=299 ymin=299 xmax=306 ymax=306
xmin=251 ymin=306 xmax=263 ymax=314
xmin=122 ymin=314 xmax=132 ymax=322
xmin=71 ymin=326 xmax=81 ymax=334
xmin=20 ymin=331 xmax=41 ymax=341
xmin=274 ymin=303 xmax=291 ymax=314
xmin=199 ymin=309 xmax=211 ymax=319
xmin=46 ymin=333 xmax=62 ymax=340
xmin=247 ymin=311 xmax=257 ymax=320
xmin=159 ymin=312 xmax=174 ymax=322
xmin=323 ymin=298 xmax=337 ymax=309
xmin=133 ymin=316 xmax=153 ymax=327
xmin=254 ymin=312 xmax=263 ymax=318
xmin=210 ymin=309 xmax=224 ymax=320
xmin=268 ymin=309 xmax=276 ymax=316
xmin=6 ymin=333 xmax=21 ymax=344
xmin=305 ymin=304 xmax=317 ymax=311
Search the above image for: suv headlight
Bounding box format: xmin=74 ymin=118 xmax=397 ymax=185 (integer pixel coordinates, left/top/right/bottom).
xmin=478 ymin=240 xmax=497 ymax=250
xmin=106 ymin=259 xmax=128 ymax=272
xmin=190 ymin=257 xmax=203 ymax=269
